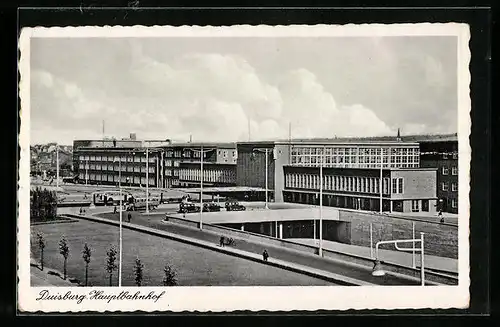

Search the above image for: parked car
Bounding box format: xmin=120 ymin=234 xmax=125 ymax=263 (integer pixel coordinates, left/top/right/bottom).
xmin=203 ymin=202 xmax=222 ymax=212
xmin=178 ymin=202 xmax=201 ymax=213
xmin=225 ymin=200 xmax=246 ymax=211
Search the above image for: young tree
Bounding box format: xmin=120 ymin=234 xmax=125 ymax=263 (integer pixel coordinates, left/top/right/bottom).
xmin=58 ymin=236 xmax=70 ymax=280
xmin=105 ymin=246 xmax=118 ymax=286
xmin=162 ymin=264 xmax=177 ymax=286
xmin=36 ymin=232 xmax=46 ymax=271
xmin=82 ymin=243 xmax=92 ymax=286
xmin=134 ymin=257 xmax=144 ymax=287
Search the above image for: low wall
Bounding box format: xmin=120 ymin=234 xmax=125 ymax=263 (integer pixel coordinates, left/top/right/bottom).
xmin=338 ymin=210 xmax=458 ymax=259
xmin=165 ymin=215 xmax=456 ymax=284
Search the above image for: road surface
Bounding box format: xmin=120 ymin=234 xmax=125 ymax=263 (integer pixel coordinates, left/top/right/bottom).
xmin=96 ymin=211 xmax=423 ymax=285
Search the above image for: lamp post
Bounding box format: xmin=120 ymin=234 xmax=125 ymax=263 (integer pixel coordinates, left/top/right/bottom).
xmin=85 ymin=158 xmax=89 ymax=186
xmin=187 ymin=145 xmax=215 ymax=230
xmin=55 ymin=144 xmax=59 ymax=190
xmin=252 ymin=148 xmax=271 ymax=209
xmin=319 ymin=145 xmax=325 ymax=256
xmin=113 ymin=157 xmax=123 ymax=287
xmin=372 ymin=232 xmax=426 ymax=286
xmin=379 ymin=148 xmax=383 ymax=213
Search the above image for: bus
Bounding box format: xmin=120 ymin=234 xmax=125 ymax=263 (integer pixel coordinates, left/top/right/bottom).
xmin=126 ymin=196 xmax=160 ymax=211
xmin=92 ymin=191 xmax=132 ymax=206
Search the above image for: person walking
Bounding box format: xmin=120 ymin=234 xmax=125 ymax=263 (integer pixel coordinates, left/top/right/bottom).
xmin=113 ymin=206 xmax=117 ymax=214
xmin=262 ymin=249 xmax=269 ymax=262
xmin=220 ymin=236 xmax=225 ymax=247
xmin=127 ymin=212 xmax=132 ymax=223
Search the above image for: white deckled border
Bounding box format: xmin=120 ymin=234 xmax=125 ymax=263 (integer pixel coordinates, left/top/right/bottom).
xmin=18 ymin=23 xmax=471 ymax=313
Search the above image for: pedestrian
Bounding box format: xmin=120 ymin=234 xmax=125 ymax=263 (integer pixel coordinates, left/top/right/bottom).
xmin=220 ymin=236 xmax=225 ymax=247
xmin=440 ymin=217 xmax=445 ymax=224
xmin=113 ymin=206 xmax=117 ymax=214
xmin=79 ymin=207 xmax=82 ymax=214
xmin=262 ymin=249 xmax=269 ymax=262
xmin=127 ymin=212 xmax=132 ymax=223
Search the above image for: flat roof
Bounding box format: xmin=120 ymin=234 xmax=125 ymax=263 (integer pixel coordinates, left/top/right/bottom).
xmin=172 ymin=207 xmax=341 ymax=224
xmin=179 ymin=186 xmax=267 ymax=193
xmin=284 ymin=165 xmax=438 ymax=172
xmin=237 ymin=133 xmax=457 ymax=146
xmin=163 ymin=142 xmax=237 ymax=148
xmin=237 ymin=140 xmax=420 ymax=146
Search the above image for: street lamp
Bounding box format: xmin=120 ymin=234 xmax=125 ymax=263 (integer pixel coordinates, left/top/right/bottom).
xmin=252 ymin=148 xmax=271 ymax=209
xmin=379 ymin=148 xmax=383 ymax=213
xmin=85 ymin=158 xmax=89 ymax=186
xmin=113 ymin=157 xmax=123 ymax=287
xmin=131 ymin=147 xmax=158 ymax=215
xmin=55 ymin=144 xmax=59 ymax=190
xmin=372 ymin=232 xmax=426 ymax=286
xmin=186 ymin=145 xmax=215 ymax=230
xmin=318 ymin=145 xmax=324 ymax=257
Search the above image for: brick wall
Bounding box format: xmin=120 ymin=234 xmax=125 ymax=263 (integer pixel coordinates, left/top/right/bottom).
xmin=338 ymin=210 xmax=458 ymax=258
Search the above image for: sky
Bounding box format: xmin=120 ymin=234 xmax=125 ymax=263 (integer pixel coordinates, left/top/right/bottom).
xmin=29 ymin=36 xmax=458 ymax=145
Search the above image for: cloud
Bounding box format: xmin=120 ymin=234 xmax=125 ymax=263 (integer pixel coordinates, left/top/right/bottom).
xmin=30 ymin=46 xmax=400 ymax=144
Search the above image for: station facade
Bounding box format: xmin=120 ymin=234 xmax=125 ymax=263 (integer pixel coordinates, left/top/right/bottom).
xmin=236 ymin=138 xmax=439 ymax=213
xmin=72 ymin=133 xmax=456 ymax=214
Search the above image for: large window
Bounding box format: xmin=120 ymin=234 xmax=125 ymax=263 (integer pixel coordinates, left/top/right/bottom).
xmin=442 ymin=182 xmax=449 ymax=191
xmin=411 ymin=200 xmax=420 ymax=212
xmin=452 ymin=167 xmax=458 ymax=175
xmin=451 ymin=198 xmax=458 ymax=208
xmin=452 ymin=182 xmax=458 ymax=192
xmin=442 ymin=167 xmax=449 ymax=175
xmin=392 ymin=177 xmax=404 ymax=194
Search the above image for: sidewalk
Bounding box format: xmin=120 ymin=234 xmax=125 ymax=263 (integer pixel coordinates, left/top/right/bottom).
xmin=289 ymin=238 xmax=458 ymax=274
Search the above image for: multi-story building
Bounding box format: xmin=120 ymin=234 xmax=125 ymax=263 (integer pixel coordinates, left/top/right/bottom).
xmin=236 ymin=137 xmax=438 ymax=213
xmin=417 ymin=134 xmax=459 ymax=214
xmin=163 ymin=142 xmax=237 ymax=188
xmin=72 ymin=138 xmax=237 ymax=188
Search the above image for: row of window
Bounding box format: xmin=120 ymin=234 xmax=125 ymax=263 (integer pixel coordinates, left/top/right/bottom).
xmin=291 ymin=146 xmax=420 ymax=156
xmin=78 ymin=155 xmax=155 ymax=163
xmin=178 ymin=168 xmax=236 ymax=183
xmin=442 ymin=182 xmax=458 ymax=192
xmin=78 ymin=172 xmax=156 ymax=186
xmin=291 ymin=155 xmax=419 ymax=168
xmin=79 ymin=163 xmax=155 ymax=173
xmin=285 ymin=173 xmax=393 ymax=194
xmin=442 ymin=166 xmax=458 ymax=175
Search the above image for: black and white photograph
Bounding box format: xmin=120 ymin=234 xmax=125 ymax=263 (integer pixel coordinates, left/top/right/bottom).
xmin=18 ymin=23 xmax=471 ymax=312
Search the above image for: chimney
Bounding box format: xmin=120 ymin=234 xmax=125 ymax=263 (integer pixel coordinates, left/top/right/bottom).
xmin=130 ymin=133 xmax=137 ymax=140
